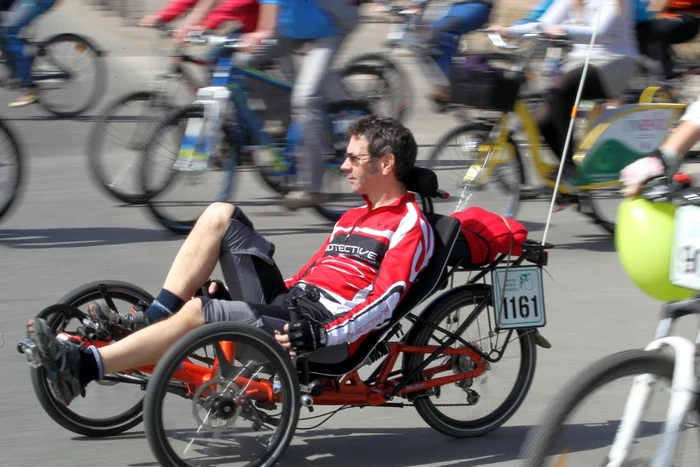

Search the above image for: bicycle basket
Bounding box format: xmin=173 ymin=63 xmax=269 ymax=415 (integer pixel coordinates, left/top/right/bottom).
xmin=449 ymin=53 xmax=526 ymax=112
xmin=615 ymin=197 xmax=695 ymax=302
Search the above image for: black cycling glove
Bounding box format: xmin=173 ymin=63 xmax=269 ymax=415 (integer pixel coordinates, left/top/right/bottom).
xmin=288 ymin=318 xmax=328 ymax=355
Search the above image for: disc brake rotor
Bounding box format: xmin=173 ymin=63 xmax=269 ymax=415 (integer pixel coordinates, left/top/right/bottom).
xmin=191 ymin=376 xmax=243 ymax=432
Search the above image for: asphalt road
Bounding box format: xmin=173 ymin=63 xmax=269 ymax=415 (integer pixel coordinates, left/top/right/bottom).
xmin=0 ymin=2 xmax=699 ymax=467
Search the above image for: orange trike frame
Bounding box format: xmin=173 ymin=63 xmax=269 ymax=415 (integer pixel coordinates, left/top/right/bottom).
xmin=90 ymin=338 xmax=486 ymax=407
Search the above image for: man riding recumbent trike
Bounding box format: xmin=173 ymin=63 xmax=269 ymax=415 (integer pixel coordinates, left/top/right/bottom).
xmin=17 ymin=116 xmax=553 ymax=466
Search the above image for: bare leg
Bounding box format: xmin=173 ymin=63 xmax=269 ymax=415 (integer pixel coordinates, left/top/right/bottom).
xmin=99 ymin=298 xmax=206 ymax=374
xmin=160 ymin=202 xmax=236 ymax=300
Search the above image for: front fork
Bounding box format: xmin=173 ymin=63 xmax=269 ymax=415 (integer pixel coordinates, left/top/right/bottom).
xmin=605 ymin=329 xmax=699 ymax=467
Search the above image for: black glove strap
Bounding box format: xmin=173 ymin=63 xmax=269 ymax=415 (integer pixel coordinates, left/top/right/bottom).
xmin=288 ymin=319 xmax=327 ymax=355
xmin=648 ymin=149 xmax=671 ymax=172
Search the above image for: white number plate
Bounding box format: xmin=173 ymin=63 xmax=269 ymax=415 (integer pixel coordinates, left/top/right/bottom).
xmin=669 ymin=205 xmax=700 ymax=291
xmin=491 ymin=266 xmax=546 ymax=329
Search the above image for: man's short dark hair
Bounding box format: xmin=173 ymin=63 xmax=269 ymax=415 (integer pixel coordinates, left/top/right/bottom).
xmin=347 ymin=115 xmax=417 ymax=182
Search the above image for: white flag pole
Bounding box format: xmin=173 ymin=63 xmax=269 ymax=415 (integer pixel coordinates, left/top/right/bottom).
xmin=541 ymin=2 xmax=606 ymax=245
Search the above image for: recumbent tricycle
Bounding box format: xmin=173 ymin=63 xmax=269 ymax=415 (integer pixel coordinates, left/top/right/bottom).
xmin=18 ymin=167 xmax=554 ymax=466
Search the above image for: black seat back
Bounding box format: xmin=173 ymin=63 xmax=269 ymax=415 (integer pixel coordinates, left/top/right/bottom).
xmin=307 ymin=212 xmax=462 ymax=376
xmin=404 ymin=166 xmax=439 ymax=198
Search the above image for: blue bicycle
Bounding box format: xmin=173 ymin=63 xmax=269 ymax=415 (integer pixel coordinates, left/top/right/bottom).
xmin=139 ymin=33 xmax=373 ymax=234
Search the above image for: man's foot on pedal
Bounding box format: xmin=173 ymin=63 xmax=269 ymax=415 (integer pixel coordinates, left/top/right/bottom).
xmin=87 ymin=300 xmax=149 ymax=332
xmin=29 ymin=318 xmax=84 ymax=406
xmin=283 ymin=190 xmax=327 ymax=211
xmin=9 ymin=89 xmax=38 ymax=108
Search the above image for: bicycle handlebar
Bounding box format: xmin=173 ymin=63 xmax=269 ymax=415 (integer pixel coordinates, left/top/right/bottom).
xmin=151 ymin=22 xmax=267 ymax=50
xmin=639 ymin=173 xmax=700 ymax=205
xmin=480 ymin=28 xmax=571 ymax=51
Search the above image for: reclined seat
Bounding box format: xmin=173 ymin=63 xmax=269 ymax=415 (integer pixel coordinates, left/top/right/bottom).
xmin=306 ymin=167 xmax=463 ymax=376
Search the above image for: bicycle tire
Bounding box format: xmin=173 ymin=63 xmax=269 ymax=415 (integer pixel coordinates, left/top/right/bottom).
xmin=140 ymin=104 xmax=241 ymax=235
xmin=426 ymin=122 xmax=528 ymax=216
xmin=519 ymin=349 xmax=677 ymax=467
xmin=143 ymin=322 xmax=301 ymax=467
xmin=87 ymin=90 xmax=174 ymax=205
xmin=35 ymin=33 xmax=107 ymax=118
xmin=403 ymin=285 xmax=538 ymax=438
xmin=0 ymin=117 xmax=24 ymax=224
xmin=585 ymin=188 xmax=625 ymax=235
xmin=29 ymin=280 xmax=154 ymax=437
xmin=341 ymin=62 xmax=406 ymax=121
xmin=342 ymin=52 xmax=413 ymax=122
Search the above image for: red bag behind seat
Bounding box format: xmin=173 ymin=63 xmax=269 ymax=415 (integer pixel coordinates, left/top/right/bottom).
xmin=450 ymin=207 xmax=528 ymax=264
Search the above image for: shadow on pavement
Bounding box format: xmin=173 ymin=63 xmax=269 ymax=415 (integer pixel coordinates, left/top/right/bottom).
xmin=553 ymin=234 xmax=615 ymax=252
xmin=519 ymin=220 xmax=547 ymax=233
xmin=75 ymin=419 xmax=672 ymax=467
xmin=0 ymin=227 xmax=180 ymax=249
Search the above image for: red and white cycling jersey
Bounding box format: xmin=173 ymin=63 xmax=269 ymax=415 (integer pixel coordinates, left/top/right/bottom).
xmin=284 ymin=192 xmax=435 ymax=347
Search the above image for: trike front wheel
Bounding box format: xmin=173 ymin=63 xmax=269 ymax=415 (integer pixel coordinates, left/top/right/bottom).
xmin=143 ymin=322 xmax=301 ymax=467
xmin=29 ymin=280 xmax=154 ymax=437
xmin=403 ymin=285 xmax=538 ymax=438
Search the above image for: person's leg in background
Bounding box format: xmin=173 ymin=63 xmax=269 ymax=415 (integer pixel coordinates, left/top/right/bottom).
xmin=427 ymin=1 xmax=492 ymax=105
xmin=535 ymin=66 xmax=608 ymax=187
xmin=635 ymin=19 xmax=654 ymax=61
xmin=283 ymin=0 xmax=359 ymax=210
xmin=649 ymin=13 xmax=700 ymax=78
xmin=0 ymin=0 xmax=57 ymax=108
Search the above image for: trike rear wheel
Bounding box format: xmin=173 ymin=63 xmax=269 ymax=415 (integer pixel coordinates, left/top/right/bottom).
xmin=403 ymin=286 xmax=538 ymax=438
xmin=29 ymin=280 xmax=154 ymax=437
xmin=143 ymin=322 xmax=301 ymax=467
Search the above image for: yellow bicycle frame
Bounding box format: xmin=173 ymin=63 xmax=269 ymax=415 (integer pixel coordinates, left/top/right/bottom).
xmin=467 ymin=86 xmax=685 ymax=196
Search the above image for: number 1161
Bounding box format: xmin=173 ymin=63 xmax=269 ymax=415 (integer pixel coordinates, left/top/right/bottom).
xmin=503 ymin=295 xmax=539 ymax=319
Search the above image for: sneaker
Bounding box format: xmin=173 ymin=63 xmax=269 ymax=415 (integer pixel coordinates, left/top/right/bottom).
xmin=30 ymin=318 xmax=84 ymax=406
xmin=282 ymin=190 xmax=327 ymax=211
xmin=87 ymin=300 xmax=149 ymax=332
xmin=8 ymin=90 xmax=38 ymax=108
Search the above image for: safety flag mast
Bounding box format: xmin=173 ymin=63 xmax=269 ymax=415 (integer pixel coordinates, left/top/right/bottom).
xmin=541 ymin=1 xmax=605 ymax=245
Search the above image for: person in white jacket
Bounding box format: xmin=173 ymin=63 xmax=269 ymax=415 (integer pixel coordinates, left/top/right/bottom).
xmin=488 ymin=0 xmax=640 ymax=188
